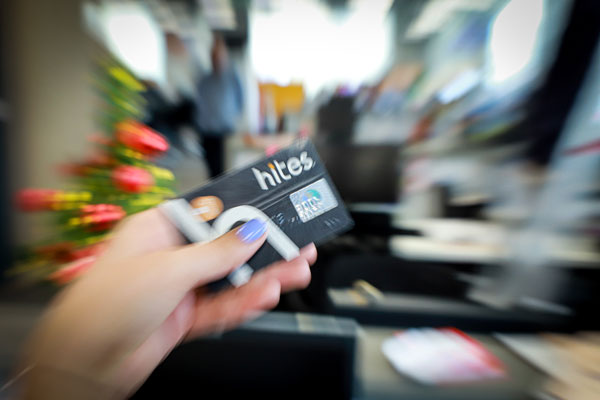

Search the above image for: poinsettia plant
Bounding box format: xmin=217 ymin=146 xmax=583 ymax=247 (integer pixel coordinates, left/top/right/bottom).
xmin=13 ymin=58 xmax=175 ymax=284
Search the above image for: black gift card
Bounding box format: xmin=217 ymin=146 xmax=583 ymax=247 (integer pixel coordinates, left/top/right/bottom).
xmin=160 ymin=139 xmax=353 ymax=289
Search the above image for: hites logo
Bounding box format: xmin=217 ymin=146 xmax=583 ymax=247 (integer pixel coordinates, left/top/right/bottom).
xmin=252 ymin=151 xmax=314 ymax=190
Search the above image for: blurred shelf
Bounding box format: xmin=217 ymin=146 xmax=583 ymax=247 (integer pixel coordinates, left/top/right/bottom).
xmin=404 ymin=135 xmax=526 ymax=160
xmin=389 ymin=236 xmax=507 ymax=264
xmin=450 ymin=193 xmax=491 ymax=206
xmin=327 ymin=289 xmax=573 ymax=332
xmin=348 ymin=203 xmax=404 ymax=214
xmin=389 ymin=219 xmax=600 ymax=268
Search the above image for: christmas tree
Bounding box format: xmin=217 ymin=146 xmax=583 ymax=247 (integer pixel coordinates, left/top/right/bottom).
xmin=13 ymin=58 xmax=175 ymax=284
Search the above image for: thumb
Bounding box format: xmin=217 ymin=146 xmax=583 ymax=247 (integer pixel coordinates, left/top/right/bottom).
xmin=168 ymin=218 xmax=268 ymax=289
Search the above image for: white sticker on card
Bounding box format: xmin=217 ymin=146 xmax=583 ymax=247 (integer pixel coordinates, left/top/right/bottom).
xmin=289 ymin=178 xmax=338 ymax=223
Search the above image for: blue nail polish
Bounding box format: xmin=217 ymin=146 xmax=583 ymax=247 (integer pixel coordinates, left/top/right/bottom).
xmin=236 ymin=219 xmax=267 ymax=243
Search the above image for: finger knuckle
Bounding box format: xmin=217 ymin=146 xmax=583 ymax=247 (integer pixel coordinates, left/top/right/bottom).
xmin=297 ymin=262 xmax=312 ymax=288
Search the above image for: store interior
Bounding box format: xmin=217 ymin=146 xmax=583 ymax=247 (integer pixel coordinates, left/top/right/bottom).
xmin=2 ymin=0 xmax=600 ymax=399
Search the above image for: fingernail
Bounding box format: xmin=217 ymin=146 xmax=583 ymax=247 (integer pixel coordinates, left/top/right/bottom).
xmin=236 ymin=219 xmax=267 ymax=243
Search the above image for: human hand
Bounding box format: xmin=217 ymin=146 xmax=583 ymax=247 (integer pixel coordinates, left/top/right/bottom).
xmin=19 ymin=208 xmax=316 ymax=399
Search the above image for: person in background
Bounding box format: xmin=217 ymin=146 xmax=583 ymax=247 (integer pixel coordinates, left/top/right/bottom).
xmin=195 ymin=33 xmax=244 ymax=178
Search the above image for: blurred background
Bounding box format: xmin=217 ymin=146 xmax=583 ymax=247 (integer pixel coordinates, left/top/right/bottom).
xmin=2 ymin=0 xmax=600 ymax=399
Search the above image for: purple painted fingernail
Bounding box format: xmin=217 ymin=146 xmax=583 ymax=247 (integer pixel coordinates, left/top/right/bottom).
xmin=236 ymin=219 xmax=267 ymax=243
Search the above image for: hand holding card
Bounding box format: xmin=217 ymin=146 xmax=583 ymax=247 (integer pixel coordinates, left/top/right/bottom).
xmin=17 ymin=207 xmax=318 ymax=399
xmin=160 ymin=139 xmax=354 ymax=289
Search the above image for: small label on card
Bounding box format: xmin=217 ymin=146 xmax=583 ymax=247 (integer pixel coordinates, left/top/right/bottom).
xmin=289 ymin=178 xmax=338 ymax=223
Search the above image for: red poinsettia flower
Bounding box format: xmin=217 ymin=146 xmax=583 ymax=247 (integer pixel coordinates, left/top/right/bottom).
xmin=111 ymin=165 xmax=154 ymax=193
xmin=16 ymin=189 xmax=59 ymax=211
xmin=116 ymin=120 xmax=169 ymax=156
xmin=81 ymin=203 xmax=126 ymax=230
xmin=68 ymin=242 xmax=106 ymax=261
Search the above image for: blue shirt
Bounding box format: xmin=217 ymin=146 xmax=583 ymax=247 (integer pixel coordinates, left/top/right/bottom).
xmin=195 ymin=67 xmax=244 ymax=135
